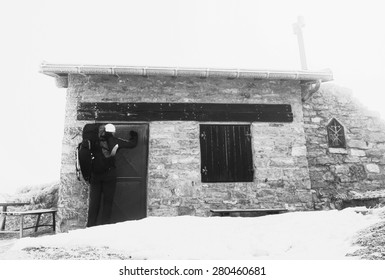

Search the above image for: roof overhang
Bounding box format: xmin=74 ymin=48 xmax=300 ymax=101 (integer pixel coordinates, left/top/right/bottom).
xmin=40 ymin=62 xmax=333 ymax=101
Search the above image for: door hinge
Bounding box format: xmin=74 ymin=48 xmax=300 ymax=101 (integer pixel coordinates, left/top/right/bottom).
xmin=202 ymin=166 xmax=208 ymax=175
xmin=200 ymin=131 xmax=207 ymax=140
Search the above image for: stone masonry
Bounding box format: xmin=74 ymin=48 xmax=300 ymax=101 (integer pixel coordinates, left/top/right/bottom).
xmin=58 ymin=74 xmax=312 ymax=231
xmin=304 ymin=83 xmax=385 ymax=209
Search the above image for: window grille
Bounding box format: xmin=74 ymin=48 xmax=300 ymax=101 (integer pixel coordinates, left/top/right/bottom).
xmin=327 ymin=118 xmax=346 ymax=148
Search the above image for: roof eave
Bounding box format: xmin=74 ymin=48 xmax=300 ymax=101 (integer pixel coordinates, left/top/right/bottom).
xmin=40 ymin=63 xmax=333 ymax=80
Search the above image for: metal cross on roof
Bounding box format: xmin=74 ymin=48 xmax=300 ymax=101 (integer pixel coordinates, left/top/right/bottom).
xmin=293 ymin=16 xmax=308 ymax=70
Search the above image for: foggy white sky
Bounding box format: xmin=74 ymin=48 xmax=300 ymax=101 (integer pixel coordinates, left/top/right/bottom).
xmin=1 ymin=0 xmax=384 ymax=193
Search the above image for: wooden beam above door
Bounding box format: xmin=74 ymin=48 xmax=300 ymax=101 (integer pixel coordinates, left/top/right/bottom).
xmin=77 ymin=102 xmax=293 ymax=122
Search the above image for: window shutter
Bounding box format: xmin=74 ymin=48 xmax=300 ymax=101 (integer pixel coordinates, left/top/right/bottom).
xmin=200 ymin=125 xmax=254 ymax=182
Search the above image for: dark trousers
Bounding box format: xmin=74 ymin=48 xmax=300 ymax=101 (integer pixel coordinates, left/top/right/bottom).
xmin=87 ymin=169 xmax=117 ymax=227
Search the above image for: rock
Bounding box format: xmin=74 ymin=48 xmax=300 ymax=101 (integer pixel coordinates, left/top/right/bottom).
xmin=335 ymin=165 xmax=349 ymax=174
xmin=329 ymin=148 xmax=348 ymax=154
xmin=311 ymin=117 xmax=322 ymax=123
xmin=322 ymin=172 xmax=335 ymax=181
xmin=350 ymin=149 xmax=366 ymax=157
xmin=366 ymin=164 xmax=380 ymax=173
xmin=291 ymin=146 xmax=307 ymax=157
xmin=177 ymin=206 xmax=196 ymax=216
xmin=348 ymin=140 xmax=368 ymax=150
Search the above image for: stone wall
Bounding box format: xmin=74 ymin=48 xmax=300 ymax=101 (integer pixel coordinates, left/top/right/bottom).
xmin=58 ymin=77 xmax=89 ymax=231
xmin=58 ymin=74 xmax=312 ymax=231
xmin=147 ymin=121 xmax=202 ymax=216
xmin=304 ymin=83 xmax=385 ymax=209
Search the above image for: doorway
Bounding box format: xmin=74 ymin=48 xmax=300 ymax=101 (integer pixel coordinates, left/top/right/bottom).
xmin=110 ymin=123 xmax=149 ymax=223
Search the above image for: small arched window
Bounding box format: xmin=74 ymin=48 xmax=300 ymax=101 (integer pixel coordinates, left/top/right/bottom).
xmin=327 ymin=118 xmax=346 ymax=148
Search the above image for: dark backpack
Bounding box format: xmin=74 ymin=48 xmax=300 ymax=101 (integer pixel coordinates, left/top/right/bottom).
xmin=76 ymin=124 xmax=114 ymax=181
xmin=76 ymin=124 xmax=100 ymax=181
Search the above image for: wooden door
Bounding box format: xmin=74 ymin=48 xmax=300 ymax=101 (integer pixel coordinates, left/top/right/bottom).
xmin=111 ymin=123 xmax=148 ymax=222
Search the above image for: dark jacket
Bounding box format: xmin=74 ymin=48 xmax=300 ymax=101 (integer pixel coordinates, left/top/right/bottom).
xmin=93 ymin=131 xmax=138 ymax=174
xmin=104 ymin=131 xmax=138 ymax=151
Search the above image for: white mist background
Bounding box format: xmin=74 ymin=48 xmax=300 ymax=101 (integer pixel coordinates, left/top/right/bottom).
xmin=1 ymin=0 xmax=384 ymax=194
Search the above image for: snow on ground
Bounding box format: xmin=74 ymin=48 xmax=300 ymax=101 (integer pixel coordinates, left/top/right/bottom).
xmin=5 ymin=207 xmax=384 ymax=260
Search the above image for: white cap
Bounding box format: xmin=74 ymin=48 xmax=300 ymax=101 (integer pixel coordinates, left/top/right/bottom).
xmin=105 ymin=123 xmax=116 ymax=133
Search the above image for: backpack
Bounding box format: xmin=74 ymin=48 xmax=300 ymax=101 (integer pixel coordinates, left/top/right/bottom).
xmin=76 ymin=124 xmax=116 ymax=181
xmin=76 ymin=124 xmax=100 ymax=181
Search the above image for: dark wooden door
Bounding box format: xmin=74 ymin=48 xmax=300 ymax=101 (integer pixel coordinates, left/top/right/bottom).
xmin=110 ymin=123 xmax=148 ymax=222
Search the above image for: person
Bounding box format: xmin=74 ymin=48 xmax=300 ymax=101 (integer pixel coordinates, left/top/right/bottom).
xmin=86 ymin=123 xmax=138 ymax=227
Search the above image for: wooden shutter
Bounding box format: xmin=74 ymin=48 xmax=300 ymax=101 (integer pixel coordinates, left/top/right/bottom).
xmin=200 ymin=125 xmax=254 ymax=182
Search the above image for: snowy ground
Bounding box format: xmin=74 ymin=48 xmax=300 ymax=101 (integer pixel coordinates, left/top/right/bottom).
xmin=1 ymin=207 xmax=384 ymax=260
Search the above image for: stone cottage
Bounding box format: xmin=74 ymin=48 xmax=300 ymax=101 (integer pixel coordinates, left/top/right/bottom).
xmin=40 ymin=63 xmax=385 ymax=231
